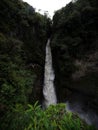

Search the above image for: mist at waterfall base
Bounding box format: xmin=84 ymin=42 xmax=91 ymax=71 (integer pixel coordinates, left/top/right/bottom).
xmin=43 ymin=40 xmax=98 ymax=128
xmin=66 ymin=92 xmax=98 ymax=128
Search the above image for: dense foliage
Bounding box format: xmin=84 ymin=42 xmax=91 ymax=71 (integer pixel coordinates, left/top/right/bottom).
xmin=0 ymin=0 xmax=51 ymax=128
xmin=0 ymin=0 xmax=98 ymax=129
xmin=1 ymin=103 xmax=96 ymax=130
xmin=51 ymin=0 xmax=98 ymax=102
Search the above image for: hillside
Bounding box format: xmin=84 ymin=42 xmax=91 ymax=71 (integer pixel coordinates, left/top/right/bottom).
xmin=0 ymin=0 xmax=51 ymax=129
xmin=51 ymin=0 xmax=98 ymax=108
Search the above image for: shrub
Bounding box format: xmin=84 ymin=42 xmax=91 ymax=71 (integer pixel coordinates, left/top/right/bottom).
xmin=2 ymin=103 xmax=95 ymax=130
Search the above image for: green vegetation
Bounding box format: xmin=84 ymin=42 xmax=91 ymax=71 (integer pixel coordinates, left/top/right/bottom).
xmin=51 ymin=0 xmax=98 ymax=101
xmin=0 ymin=0 xmax=98 ymax=129
xmin=0 ymin=0 xmax=51 ymax=129
xmin=0 ymin=103 xmax=96 ymax=130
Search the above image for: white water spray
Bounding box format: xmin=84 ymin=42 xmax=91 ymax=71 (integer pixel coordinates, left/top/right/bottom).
xmin=43 ymin=39 xmax=57 ymax=108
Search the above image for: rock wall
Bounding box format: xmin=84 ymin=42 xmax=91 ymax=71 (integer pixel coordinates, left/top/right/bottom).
xmin=51 ymin=0 xmax=98 ymax=109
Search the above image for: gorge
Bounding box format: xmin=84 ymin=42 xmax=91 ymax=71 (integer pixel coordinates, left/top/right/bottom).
xmin=0 ymin=0 xmax=98 ymax=129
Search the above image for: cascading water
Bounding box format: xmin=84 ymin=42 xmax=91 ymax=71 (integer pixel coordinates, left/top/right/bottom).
xmin=42 ymin=39 xmax=98 ymax=128
xmin=43 ymin=39 xmax=57 ymax=108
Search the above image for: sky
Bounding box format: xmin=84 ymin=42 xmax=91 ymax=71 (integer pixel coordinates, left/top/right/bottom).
xmin=23 ymin=0 xmax=71 ymax=17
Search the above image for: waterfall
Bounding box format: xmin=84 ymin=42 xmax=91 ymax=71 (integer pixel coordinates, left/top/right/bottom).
xmin=43 ymin=39 xmax=57 ymax=108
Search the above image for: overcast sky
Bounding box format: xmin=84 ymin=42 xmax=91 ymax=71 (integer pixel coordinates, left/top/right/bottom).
xmin=23 ymin=0 xmax=71 ymax=17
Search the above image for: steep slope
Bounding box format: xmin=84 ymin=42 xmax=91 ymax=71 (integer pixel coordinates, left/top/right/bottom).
xmin=0 ymin=0 xmax=51 ymax=129
xmin=51 ymin=0 xmax=98 ymax=109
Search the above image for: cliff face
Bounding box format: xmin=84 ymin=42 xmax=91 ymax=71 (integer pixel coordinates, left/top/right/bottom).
xmin=0 ymin=1 xmax=52 ymax=128
xmin=0 ymin=0 xmax=51 ymax=116
xmin=51 ymin=0 xmax=98 ymax=107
